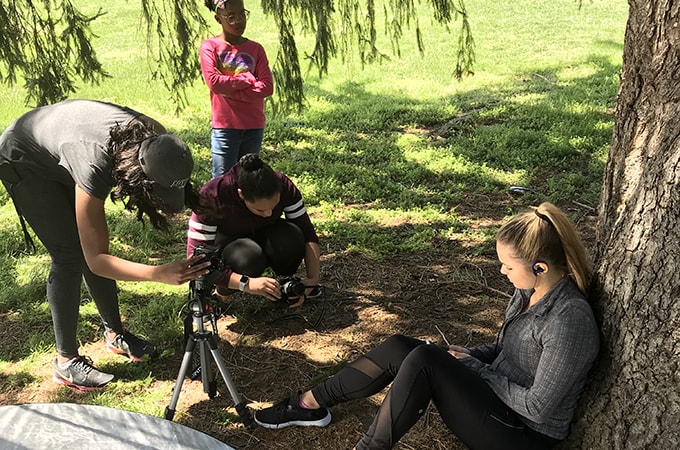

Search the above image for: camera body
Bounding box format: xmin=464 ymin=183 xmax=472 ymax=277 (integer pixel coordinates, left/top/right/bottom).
xmin=192 ymin=244 xmax=224 ymax=293
xmin=276 ymin=275 xmax=306 ymax=301
xmin=193 ymin=244 xmax=223 ymax=272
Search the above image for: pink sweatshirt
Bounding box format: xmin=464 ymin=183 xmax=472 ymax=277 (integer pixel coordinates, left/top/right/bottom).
xmin=200 ymin=37 xmax=274 ymax=129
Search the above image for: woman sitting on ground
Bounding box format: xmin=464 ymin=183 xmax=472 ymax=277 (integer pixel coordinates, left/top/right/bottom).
xmin=253 ymin=202 xmax=600 ymax=450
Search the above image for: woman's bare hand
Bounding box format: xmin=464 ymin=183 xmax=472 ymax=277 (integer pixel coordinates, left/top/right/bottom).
xmin=448 ymin=345 xmax=471 ymax=359
xmin=154 ymin=255 xmax=213 ymax=285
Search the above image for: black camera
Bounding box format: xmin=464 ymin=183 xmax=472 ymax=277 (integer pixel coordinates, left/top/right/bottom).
xmin=276 ymin=275 xmax=306 ymax=301
xmin=192 ymin=244 xmax=224 ymax=292
xmin=193 ymin=244 xmax=223 ymax=271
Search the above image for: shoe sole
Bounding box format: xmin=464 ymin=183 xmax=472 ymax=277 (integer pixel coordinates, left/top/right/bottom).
xmin=52 ymin=375 xmax=108 ymax=391
xmin=106 ymin=343 xmax=151 ymax=362
xmin=307 ymin=287 xmax=323 ymax=298
xmin=254 ymin=412 xmax=332 ymax=430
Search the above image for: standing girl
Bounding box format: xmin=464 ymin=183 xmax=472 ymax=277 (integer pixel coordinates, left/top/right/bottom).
xmin=0 ymin=100 xmax=210 ymax=390
xmin=254 ymin=202 xmax=600 ymax=450
xmin=201 ymin=0 xmax=274 ymax=178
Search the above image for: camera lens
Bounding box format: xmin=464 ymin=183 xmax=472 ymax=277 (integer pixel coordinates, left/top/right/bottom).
xmin=277 ymin=276 xmax=306 ymax=300
xmin=282 ymin=281 xmax=305 ymax=296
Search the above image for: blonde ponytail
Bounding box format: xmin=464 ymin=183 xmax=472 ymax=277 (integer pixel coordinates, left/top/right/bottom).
xmin=497 ymin=202 xmax=591 ymax=295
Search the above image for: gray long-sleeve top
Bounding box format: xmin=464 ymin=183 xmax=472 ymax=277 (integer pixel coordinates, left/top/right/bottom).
xmin=460 ymin=277 xmax=599 ymax=440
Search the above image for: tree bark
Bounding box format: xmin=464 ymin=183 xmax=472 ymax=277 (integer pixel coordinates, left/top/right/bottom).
xmin=564 ymin=1 xmax=680 ymax=448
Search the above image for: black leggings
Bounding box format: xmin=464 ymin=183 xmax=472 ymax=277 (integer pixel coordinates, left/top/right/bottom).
xmin=216 ymin=220 xmax=305 ymax=293
xmin=311 ymin=335 xmax=559 ymax=450
xmin=2 ymin=176 xmax=123 ymax=358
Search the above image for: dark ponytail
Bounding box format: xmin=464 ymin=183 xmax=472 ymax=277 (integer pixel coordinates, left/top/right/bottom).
xmin=110 ymin=121 xmax=201 ymax=231
xmin=109 ymin=121 xmax=169 ymax=230
xmin=237 ymin=153 xmax=282 ymax=202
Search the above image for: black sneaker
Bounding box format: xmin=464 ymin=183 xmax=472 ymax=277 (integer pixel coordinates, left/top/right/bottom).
xmin=254 ymin=391 xmax=332 ymax=430
xmin=52 ymin=355 xmax=114 ymax=390
xmin=105 ymin=330 xmax=158 ymax=362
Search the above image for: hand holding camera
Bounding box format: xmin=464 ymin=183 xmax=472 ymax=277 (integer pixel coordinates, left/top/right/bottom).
xmin=241 ymin=275 xmax=299 ymax=302
xmin=241 ymin=275 xmax=315 ymax=306
xmin=191 ymin=244 xmax=224 ymax=293
xmin=275 ymin=275 xmax=308 ymax=307
xmin=242 ymin=276 xmax=281 ymax=301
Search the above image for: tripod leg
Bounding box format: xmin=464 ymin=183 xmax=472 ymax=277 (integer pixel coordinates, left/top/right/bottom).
xmin=206 ymin=335 xmax=254 ymax=429
xmin=164 ymin=338 xmax=197 ymax=421
xmin=198 ymin=338 xmax=217 ymax=398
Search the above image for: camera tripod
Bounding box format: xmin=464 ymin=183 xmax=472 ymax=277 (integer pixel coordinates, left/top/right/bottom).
xmin=164 ymin=286 xmax=253 ymax=428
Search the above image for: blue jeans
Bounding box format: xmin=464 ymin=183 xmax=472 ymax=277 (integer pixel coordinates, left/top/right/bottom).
xmin=211 ymin=128 xmax=264 ymax=178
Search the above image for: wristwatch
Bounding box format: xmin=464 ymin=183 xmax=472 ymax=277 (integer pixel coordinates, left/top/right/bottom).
xmin=238 ymin=275 xmax=249 ymax=292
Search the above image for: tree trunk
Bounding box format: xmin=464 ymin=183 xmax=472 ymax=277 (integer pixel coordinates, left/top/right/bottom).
xmin=564 ymin=1 xmax=680 ymax=448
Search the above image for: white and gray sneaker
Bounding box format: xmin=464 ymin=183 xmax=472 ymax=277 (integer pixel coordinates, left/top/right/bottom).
xmin=52 ymin=355 xmax=114 ymax=390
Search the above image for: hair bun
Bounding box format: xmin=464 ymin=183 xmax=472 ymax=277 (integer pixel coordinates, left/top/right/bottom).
xmin=239 ymin=153 xmax=264 ymax=171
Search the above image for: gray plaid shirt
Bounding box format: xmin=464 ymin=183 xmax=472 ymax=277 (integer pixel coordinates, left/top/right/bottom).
xmin=461 ymin=277 xmax=599 ymax=440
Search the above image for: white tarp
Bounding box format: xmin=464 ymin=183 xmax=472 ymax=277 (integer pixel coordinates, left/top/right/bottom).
xmin=0 ymin=403 xmax=235 ymax=450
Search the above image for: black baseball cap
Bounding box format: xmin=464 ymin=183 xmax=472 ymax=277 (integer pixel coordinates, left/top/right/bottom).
xmin=138 ymin=134 xmax=193 ymax=213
